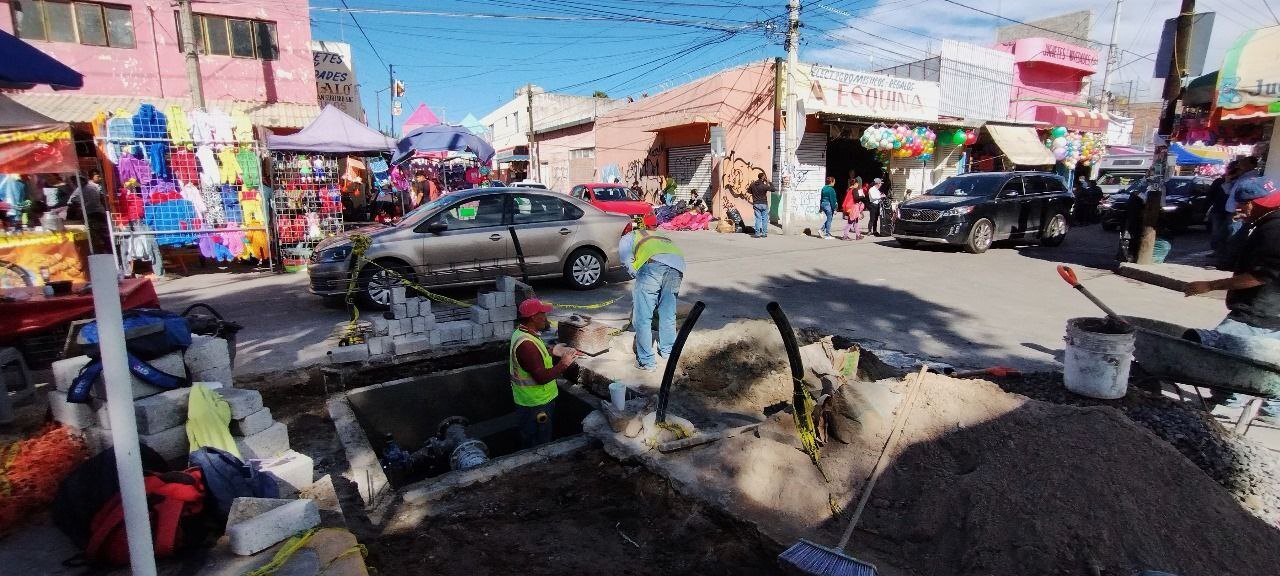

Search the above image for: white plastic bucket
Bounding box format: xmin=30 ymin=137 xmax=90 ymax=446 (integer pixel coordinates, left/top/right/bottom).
xmin=609 ymin=382 xmax=628 ymax=410
xmin=1063 ymin=317 xmax=1135 ymax=399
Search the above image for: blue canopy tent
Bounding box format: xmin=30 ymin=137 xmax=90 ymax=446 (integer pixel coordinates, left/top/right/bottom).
xmin=392 ymin=124 xmax=495 ymax=165
xmin=0 ymin=29 xmax=83 ymax=89
xmin=1169 ymin=142 xmax=1227 ymax=166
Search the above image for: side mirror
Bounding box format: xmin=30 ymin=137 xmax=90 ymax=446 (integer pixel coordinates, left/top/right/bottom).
xmin=426 ymin=220 xmax=448 ymax=234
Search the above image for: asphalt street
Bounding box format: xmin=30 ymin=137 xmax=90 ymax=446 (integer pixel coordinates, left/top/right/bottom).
xmin=155 ymin=223 xmax=1229 ymax=375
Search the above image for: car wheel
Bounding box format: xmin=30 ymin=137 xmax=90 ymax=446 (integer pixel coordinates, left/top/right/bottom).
xmin=565 ymin=248 xmax=605 ymax=290
xmin=359 ymin=259 xmax=412 ymax=308
xmin=1040 ymin=213 xmax=1068 ymax=247
xmin=895 ymin=238 xmax=919 ymax=248
xmin=965 ymin=218 xmax=994 ymax=254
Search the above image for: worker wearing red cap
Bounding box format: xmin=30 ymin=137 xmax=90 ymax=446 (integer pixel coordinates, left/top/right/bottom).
xmin=509 ymin=298 xmax=578 ymax=447
xmin=1185 ymin=176 xmax=1280 ymax=424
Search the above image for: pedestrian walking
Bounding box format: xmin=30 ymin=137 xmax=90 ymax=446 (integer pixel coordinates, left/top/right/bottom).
xmin=865 ymin=177 xmax=883 ymax=235
xmin=747 ymin=173 xmax=774 ymax=238
xmin=841 ymin=180 xmax=864 ymax=241
xmin=819 ymin=176 xmax=837 ymax=239
xmin=619 ymin=228 xmax=686 ymax=372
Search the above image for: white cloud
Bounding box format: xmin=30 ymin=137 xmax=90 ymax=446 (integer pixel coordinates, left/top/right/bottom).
xmin=801 ymin=0 xmax=1257 ymax=102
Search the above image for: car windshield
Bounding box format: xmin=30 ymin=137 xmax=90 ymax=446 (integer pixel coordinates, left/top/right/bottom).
xmin=1100 ymin=173 xmax=1141 ymax=186
xmin=400 ymin=194 xmax=458 ymax=225
xmin=593 ymin=186 xmax=634 ymax=201
xmin=1165 ymin=179 xmax=1197 ymax=196
xmin=925 ymin=174 xmax=1007 ymax=197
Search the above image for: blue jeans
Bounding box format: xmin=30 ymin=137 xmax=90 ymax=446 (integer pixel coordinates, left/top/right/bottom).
xmin=752 ymin=202 xmax=769 ymax=237
xmin=633 ymin=262 xmax=683 ymax=368
xmin=820 ymin=201 xmax=834 ymax=236
xmin=1193 ymin=317 xmax=1280 ymax=416
xmin=516 ymin=400 xmax=555 ymax=448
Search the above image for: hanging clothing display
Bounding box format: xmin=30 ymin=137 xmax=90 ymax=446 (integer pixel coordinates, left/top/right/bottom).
xmin=236 ymin=148 xmax=261 ymax=188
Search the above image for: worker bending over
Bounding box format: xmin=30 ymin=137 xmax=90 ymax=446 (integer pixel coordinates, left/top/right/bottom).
xmin=619 ymin=226 xmax=686 ymax=372
xmin=509 ymin=298 xmax=578 ymax=447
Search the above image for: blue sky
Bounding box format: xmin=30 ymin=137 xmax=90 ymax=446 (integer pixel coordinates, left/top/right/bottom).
xmin=306 ymin=0 xmax=1271 ymax=133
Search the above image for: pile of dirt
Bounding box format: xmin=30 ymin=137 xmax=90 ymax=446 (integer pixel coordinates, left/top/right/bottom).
xmin=366 ymin=448 xmax=783 ymax=575
xmin=850 ymin=376 xmax=1280 ymax=576
xmin=674 ymin=320 xmax=795 ymax=413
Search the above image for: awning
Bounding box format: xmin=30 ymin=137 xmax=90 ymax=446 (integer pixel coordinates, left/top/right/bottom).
xmin=1032 ymin=105 xmax=1108 ymax=133
xmin=496 ymin=153 xmax=530 ymax=163
xmin=985 ymin=124 xmax=1056 ymax=166
xmin=0 ymin=95 xmax=76 ymax=174
xmin=1216 ymin=25 xmax=1280 ymax=120
xmin=0 ymin=29 xmax=82 ymax=90
xmin=1169 ymin=142 xmax=1227 ymax=165
xmin=7 ymin=93 xmax=320 ymax=129
xmin=1184 ymin=71 xmax=1218 ymax=108
xmin=266 ymin=105 xmax=394 ymax=154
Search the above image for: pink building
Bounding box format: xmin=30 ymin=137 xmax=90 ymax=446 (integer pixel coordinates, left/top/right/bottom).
xmin=1 ymin=0 xmax=318 ymax=128
xmin=594 ymin=60 xmax=778 ymax=219
xmin=997 ymin=37 xmax=1107 ymax=133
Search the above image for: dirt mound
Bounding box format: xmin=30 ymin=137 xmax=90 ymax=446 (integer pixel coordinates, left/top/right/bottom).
xmin=852 ymin=376 xmax=1280 ymax=576
xmin=675 ymin=320 xmax=793 ymax=411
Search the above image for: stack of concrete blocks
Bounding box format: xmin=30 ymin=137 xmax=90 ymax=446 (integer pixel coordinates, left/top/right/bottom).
xmin=46 ymin=338 xmax=313 ymax=498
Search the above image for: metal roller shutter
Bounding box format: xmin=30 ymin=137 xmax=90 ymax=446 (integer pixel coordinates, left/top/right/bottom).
xmin=668 ymin=145 xmax=713 ymax=202
xmin=791 ymin=132 xmax=828 ymax=216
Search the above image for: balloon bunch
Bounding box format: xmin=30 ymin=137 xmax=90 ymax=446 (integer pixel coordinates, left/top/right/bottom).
xmin=1078 ymin=132 xmax=1104 ymax=166
xmin=948 ymin=129 xmax=977 ymax=147
xmin=1044 ymin=126 xmax=1106 ymax=166
xmin=860 ymin=124 xmax=938 ymax=160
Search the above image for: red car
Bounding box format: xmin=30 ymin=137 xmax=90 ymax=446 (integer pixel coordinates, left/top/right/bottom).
xmin=569 ymin=183 xmax=658 ymax=228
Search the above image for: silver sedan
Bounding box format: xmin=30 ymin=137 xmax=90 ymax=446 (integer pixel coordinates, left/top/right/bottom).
xmin=308 ymin=188 xmax=632 ymax=305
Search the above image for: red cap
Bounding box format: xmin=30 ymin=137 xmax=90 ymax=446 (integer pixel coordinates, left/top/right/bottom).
xmin=518 ymin=298 xmax=553 ymax=319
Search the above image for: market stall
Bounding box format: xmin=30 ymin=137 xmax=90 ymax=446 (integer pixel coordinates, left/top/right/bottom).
xmin=391 ymin=124 xmax=497 ymax=208
xmin=265 ymin=104 xmax=395 ymax=271
xmin=1215 ymin=25 xmax=1280 ymax=179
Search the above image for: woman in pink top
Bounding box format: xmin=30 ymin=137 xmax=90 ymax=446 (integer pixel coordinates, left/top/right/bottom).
xmin=841 ymin=179 xmax=865 ymax=240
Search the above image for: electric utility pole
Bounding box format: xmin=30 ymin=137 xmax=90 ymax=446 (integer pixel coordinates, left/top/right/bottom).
xmin=779 ymin=0 xmax=800 ymax=235
xmin=177 ymin=0 xmax=205 ymax=109
xmin=1138 ymin=0 xmax=1195 ymax=264
xmin=388 ymin=64 xmax=396 ymax=137
xmin=526 ymin=83 xmax=540 ymax=182
xmin=1099 ymin=0 xmax=1122 ymax=115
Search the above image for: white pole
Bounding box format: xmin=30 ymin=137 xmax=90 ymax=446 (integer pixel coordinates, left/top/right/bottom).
xmin=88 ymin=255 xmax=157 ymax=576
xmin=780 ymin=0 xmax=800 ymax=235
xmin=1099 ymin=0 xmax=1123 ymax=115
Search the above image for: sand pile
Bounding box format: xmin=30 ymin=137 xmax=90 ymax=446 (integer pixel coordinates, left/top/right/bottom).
xmin=850 ymin=375 xmax=1280 ymax=576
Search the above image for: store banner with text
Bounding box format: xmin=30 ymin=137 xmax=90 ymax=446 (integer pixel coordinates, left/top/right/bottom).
xmin=0 ymin=124 xmax=77 ymax=174
xmin=312 ymin=41 xmax=366 ymax=121
xmin=789 ymin=63 xmax=940 ymax=123
xmin=0 ymin=230 xmax=89 ymax=284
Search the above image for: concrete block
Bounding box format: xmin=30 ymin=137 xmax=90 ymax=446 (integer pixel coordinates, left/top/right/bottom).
xmin=96 ymin=382 xmax=223 ymax=430
xmin=411 ymin=316 xmax=427 ymax=333
xmin=371 ymin=316 xmax=389 ymax=336
xmin=226 ymin=498 xmax=320 ymax=556
xmin=366 ymin=336 xmax=387 ymax=356
xmin=388 ymin=318 xmax=408 ymax=337
xmin=255 ymin=450 xmax=314 ymax=497
xmin=189 ymin=365 xmax=233 ymax=389
xmin=495 ymin=276 xmax=519 ymax=294
xmin=391 ymin=303 xmax=408 ymax=319
xmin=232 ymin=407 xmax=274 ymax=437
xmin=490 ymin=306 xmax=517 ymax=322
xmin=52 ymin=355 xmax=92 ymax=392
xmin=139 ymin=424 xmax=189 ymax=461
xmin=91 ymin=352 xmax=187 ymax=401
xmin=469 ymin=306 xmax=490 ymax=324
xmin=327 ymin=345 xmax=370 ymax=365
xmin=392 ymin=335 xmax=430 ymax=356
xmin=428 ymin=330 xmax=443 ymax=346
xmin=184 ymin=335 xmax=231 ymax=376
xmin=476 ymin=292 xmax=499 ymax=309
xmin=47 ymin=390 xmax=97 ymax=429
xmin=73 ymin=425 xmax=113 ymax=455
xmin=405 ymin=297 xmax=419 ymax=318
xmin=501 ymin=321 xmax=515 ymax=335
xmin=390 ymin=287 xmax=406 ymax=305
xmin=216 ymin=388 xmax=265 ymax=420
xmin=418 ymin=298 xmax=432 ymax=315
xmin=235 ymin=421 xmax=290 ymax=459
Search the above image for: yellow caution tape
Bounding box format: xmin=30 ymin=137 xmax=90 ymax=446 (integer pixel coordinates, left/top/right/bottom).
xmin=338 ymin=234 xmax=373 ymax=346
xmin=241 ymin=528 xmax=319 ymax=576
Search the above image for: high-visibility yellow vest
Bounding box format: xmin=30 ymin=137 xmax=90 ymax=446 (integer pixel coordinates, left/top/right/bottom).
xmin=508 ymin=329 xmax=558 ymax=407
xmin=630 ymin=231 xmax=683 ymax=271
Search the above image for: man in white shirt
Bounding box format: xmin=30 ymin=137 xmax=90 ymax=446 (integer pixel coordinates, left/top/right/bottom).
xmin=866 ymin=178 xmax=884 ymax=236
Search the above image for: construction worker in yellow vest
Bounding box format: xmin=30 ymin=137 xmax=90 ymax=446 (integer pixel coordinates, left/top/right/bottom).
xmin=619 ymin=227 xmax=686 ymax=371
xmin=510 ymin=298 xmax=578 ymax=448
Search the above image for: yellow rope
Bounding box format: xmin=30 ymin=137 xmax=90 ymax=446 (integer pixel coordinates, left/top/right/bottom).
xmin=339 ymin=234 xmax=373 ymax=346
xmin=241 ymin=528 xmax=319 ymax=576
xmin=793 ymin=380 xmax=828 ymax=482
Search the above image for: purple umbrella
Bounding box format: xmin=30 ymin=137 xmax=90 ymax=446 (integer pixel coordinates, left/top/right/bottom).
xmin=0 ymin=29 xmax=83 ymax=90
xmin=393 ymin=124 xmax=495 ymax=165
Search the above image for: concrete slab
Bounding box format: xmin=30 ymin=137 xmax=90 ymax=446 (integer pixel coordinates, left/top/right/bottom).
xmin=232 ymin=407 xmax=274 ymax=437
xmin=46 ymin=390 xmax=97 ymax=430
xmin=140 ymin=423 xmax=189 ymax=461
xmin=326 ymin=397 xmax=393 ymax=518
xmin=235 ymin=421 xmax=290 ymax=459
xmin=256 ymin=450 xmax=314 ymax=497
xmin=1117 ymin=261 xmax=1225 ymax=293
xmin=401 ymin=435 xmax=593 ymax=506
xmin=217 ymin=388 xmax=265 ymax=420
xmin=226 ymin=498 xmax=320 ymax=556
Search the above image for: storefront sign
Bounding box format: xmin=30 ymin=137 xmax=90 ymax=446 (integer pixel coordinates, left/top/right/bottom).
xmin=311 ymin=41 xmax=365 ymax=120
xmin=0 ymin=124 xmax=77 ymax=174
xmin=1004 ymin=38 xmax=1098 ymax=73
xmin=0 ymin=230 xmax=88 ymax=285
xmin=793 ymin=64 xmax=940 ymax=122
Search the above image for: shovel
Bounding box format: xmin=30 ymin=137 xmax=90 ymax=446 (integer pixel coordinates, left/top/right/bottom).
xmin=1057 ymin=265 xmax=1130 ymax=330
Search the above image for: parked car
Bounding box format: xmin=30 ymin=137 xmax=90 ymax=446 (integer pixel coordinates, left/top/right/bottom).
xmin=1099 ymin=176 xmax=1212 ymax=232
xmin=891 ymin=171 xmax=1074 ymax=254
xmin=569 ymin=183 xmax=658 ymax=228
xmin=511 ymin=180 xmax=548 ymax=189
xmin=308 ymin=188 xmax=632 ymax=305
xmin=1096 ymin=171 xmax=1145 ymax=196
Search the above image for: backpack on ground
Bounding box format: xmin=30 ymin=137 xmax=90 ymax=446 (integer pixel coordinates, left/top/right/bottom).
xmin=189 ymin=447 xmax=278 ymax=517
xmin=86 ymin=468 xmax=207 ymax=567
xmin=78 ymin=308 xmax=192 ymax=360
xmin=53 ymin=445 xmax=169 ymax=549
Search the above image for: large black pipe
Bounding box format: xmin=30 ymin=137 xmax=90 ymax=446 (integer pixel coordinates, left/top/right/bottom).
xmin=766 ymin=301 xmax=808 ymax=426
xmin=655 ymin=300 xmax=705 ymax=424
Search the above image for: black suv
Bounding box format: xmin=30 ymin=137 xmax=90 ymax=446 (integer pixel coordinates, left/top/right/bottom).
xmin=892 ymin=171 xmax=1074 ymax=253
xmin=1099 ymin=176 xmax=1213 ymax=232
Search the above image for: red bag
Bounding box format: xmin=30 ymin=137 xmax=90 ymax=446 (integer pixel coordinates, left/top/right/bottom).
xmin=85 ymin=469 xmax=206 ymax=567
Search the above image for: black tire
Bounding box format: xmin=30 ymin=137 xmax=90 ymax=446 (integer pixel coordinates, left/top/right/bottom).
xmin=564 ymin=247 xmax=605 ymax=290
xmin=1040 ymin=213 xmax=1068 ymax=247
xmin=895 ymin=238 xmax=919 ymax=248
xmin=358 ymin=259 xmax=413 ymax=308
xmin=965 ymin=218 xmax=994 ymax=254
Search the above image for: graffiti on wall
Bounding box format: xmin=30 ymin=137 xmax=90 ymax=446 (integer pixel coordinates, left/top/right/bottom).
xmin=720 ymin=150 xmax=766 ymax=201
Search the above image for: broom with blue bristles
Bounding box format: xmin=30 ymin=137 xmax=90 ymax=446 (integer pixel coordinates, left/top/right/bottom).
xmin=777 ymin=362 xmax=930 ymax=576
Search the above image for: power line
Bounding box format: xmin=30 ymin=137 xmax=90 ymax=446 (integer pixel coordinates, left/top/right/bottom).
xmin=310 ymin=5 xmax=752 ymax=32
xmin=337 ymin=0 xmax=387 ymax=72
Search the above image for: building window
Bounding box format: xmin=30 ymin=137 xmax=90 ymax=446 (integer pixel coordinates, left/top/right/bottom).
xmin=570 ymin=148 xmax=595 ymax=159
xmin=12 ymin=1 xmax=134 ymax=48
xmin=175 ymin=12 xmax=278 ymax=60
